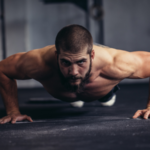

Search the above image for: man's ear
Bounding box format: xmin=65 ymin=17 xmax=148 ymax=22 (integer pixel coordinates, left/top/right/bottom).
xmin=91 ymin=50 xmax=95 ymax=60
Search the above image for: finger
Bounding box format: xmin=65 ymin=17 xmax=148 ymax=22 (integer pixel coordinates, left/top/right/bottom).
xmin=1 ymin=117 xmax=11 ymax=124
xmin=0 ymin=116 xmax=7 ymax=123
xmin=22 ymin=115 xmax=33 ymax=122
xmin=26 ymin=116 xmax=33 ymax=122
xmin=11 ymin=116 xmax=23 ymax=124
xmin=0 ymin=118 xmax=6 ymax=124
xmin=133 ymin=111 xmax=141 ymax=118
xmin=0 ymin=119 xmax=4 ymax=123
xmin=0 ymin=119 xmax=5 ymax=124
xmin=14 ymin=115 xmax=33 ymax=122
xmin=143 ymin=111 xmax=150 ymax=119
xmin=133 ymin=110 xmax=142 ymax=118
xmin=11 ymin=118 xmax=17 ymax=124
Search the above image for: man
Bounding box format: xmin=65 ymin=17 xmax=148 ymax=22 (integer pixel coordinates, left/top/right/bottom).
xmin=0 ymin=24 xmax=149 ymax=124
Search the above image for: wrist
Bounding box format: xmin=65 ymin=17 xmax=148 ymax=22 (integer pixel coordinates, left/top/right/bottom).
xmin=7 ymin=109 xmax=20 ymax=115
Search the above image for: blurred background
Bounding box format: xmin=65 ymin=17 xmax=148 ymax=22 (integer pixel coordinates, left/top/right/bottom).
xmin=0 ymin=0 xmax=150 ymax=88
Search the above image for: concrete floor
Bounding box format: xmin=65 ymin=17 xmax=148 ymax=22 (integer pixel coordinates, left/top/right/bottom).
xmin=0 ymin=83 xmax=150 ymax=150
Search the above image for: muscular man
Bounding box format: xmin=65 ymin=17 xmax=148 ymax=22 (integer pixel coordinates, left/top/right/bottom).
xmin=0 ymin=24 xmax=150 ymax=124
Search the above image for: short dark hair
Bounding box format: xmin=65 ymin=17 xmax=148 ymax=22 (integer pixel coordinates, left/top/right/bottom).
xmin=55 ymin=24 xmax=93 ymax=54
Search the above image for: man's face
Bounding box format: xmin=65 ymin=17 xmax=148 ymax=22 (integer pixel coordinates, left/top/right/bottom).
xmin=56 ymin=48 xmax=94 ymax=93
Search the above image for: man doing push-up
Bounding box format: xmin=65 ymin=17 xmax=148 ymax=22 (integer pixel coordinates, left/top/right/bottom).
xmin=0 ymin=24 xmax=149 ymax=124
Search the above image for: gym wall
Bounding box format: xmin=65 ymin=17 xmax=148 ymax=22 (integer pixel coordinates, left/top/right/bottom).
xmin=1 ymin=0 xmax=150 ymax=87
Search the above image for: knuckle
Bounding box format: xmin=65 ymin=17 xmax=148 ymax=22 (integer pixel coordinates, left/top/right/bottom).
xmin=3 ymin=120 xmax=7 ymax=123
xmin=137 ymin=110 xmax=141 ymax=112
xmin=144 ymin=113 xmax=148 ymax=116
xmin=12 ymin=119 xmax=16 ymax=122
xmin=136 ymin=110 xmax=141 ymax=113
xmin=12 ymin=117 xmax=16 ymax=120
xmin=3 ymin=118 xmax=7 ymax=121
xmin=12 ymin=116 xmax=17 ymax=120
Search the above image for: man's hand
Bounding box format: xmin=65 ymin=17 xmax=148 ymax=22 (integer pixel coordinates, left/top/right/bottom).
xmin=133 ymin=108 xmax=150 ymax=119
xmin=0 ymin=112 xmax=33 ymax=124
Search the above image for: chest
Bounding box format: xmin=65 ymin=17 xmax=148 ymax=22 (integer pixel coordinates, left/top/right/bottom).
xmin=39 ymin=74 xmax=120 ymax=102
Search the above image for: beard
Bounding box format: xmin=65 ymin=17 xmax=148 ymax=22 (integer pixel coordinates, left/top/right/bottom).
xmin=57 ymin=56 xmax=92 ymax=94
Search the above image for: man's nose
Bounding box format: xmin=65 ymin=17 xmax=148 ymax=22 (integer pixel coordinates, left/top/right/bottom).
xmin=69 ymin=65 xmax=78 ymax=76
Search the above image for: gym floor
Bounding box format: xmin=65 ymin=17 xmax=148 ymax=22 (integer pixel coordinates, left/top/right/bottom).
xmin=0 ymin=83 xmax=150 ymax=150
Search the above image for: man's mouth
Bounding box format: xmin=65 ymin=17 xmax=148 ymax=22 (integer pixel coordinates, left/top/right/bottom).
xmin=69 ymin=78 xmax=81 ymax=82
xmin=70 ymin=79 xmax=79 ymax=81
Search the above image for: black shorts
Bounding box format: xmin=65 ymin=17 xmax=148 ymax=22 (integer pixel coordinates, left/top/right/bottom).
xmin=98 ymin=85 xmax=120 ymax=102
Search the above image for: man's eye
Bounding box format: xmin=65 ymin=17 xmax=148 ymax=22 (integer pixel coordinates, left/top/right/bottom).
xmin=62 ymin=61 xmax=70 ymax=65
xmin=78 ymin=61 xmax=84 ymax=64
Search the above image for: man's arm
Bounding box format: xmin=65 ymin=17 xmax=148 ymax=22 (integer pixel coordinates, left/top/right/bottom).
xmin=132 ymin=77 xmax=150 ymax=120
xmin=115 ymin=51 xmax=150 ymax=119
xmin=0 ymin=50 xmax=42 ymax=124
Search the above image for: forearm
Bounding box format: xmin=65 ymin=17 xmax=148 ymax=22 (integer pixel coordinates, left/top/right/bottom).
xmin=0 ymin=73 xmax=20 ymax=115
xmin=133 ymin=77 xmax=150 ymax=119
xmin=146 ymin=77 xmax=150 ymax=108
xmin=0 ymin=73 xmax=33 ymax=124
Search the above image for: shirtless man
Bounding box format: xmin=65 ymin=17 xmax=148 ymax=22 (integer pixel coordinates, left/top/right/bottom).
xmin=0 ymin=24 xmax=150 ymax=124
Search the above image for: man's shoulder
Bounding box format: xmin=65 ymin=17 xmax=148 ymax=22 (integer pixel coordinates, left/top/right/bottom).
xmin=93 ymin=45 xmax=133 ymax=79
xmin=19 ymin=45 xmax=57 ymax=79
xmin=110 ymin=51 xmax=137 ymax=79
xmin=39 ymin=45 xmax=57 ymax=68
xmin=93 ymin=44 xmax=118 ymax=60
xmin=93 ymin=44 xmax=116 ymax=71
xmin=27 ymin=45 xmax=56 ymax=65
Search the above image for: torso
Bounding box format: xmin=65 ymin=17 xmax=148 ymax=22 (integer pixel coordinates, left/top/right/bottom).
xmin=33 ymin=45 xmax=123 ymax=102
xmin=41 ymin=74 xmax=121 ymax=102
